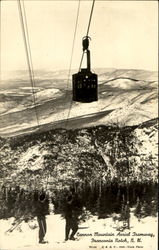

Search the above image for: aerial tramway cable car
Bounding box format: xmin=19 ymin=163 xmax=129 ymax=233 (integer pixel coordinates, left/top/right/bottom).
xmin=72 ymin=36 xmax=98 ymax=102
xmin=72 ymin=0 xmax=98 ymax=103
xmin=16 ymin=0 xmax=97 ymax=132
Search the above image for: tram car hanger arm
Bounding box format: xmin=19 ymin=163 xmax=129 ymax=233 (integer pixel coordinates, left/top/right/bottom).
xmin=82 ymin=36 xmax=91 ymax=51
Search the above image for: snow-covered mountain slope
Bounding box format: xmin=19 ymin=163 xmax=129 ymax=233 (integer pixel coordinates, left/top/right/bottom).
xmin=0 ymin=68 xmax=157 ymax=137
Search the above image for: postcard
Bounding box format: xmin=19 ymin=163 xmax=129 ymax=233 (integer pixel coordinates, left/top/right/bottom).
xmin=0 ymin=0 xmax=158 ymax=249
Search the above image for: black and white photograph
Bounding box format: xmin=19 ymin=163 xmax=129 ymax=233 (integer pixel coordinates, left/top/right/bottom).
xmin=0 ymin=0 xmax=158 ymax=249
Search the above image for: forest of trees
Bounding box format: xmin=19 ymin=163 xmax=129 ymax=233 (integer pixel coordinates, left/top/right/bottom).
xmin=0 ymin=119 xmax=158 ymax=229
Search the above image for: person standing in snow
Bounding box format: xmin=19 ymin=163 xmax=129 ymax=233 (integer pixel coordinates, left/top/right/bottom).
xmin=64 ymin=188 xmax=82 ymax=241
xmin=35 ymin=191 xmax=49 ymax=244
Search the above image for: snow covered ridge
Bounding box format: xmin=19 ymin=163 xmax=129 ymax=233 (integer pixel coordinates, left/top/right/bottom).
xmin=0 ymin=117 xmax=157 ymax=188
xmin=0 ymin=68 xmax=157 ymax=137
xmin=1 ymin=68 xmax=158 ymax=81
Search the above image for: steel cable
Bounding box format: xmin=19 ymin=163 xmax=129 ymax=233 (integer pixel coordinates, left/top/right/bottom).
xmin=65 ymin=0 xmax=96 ymax=129
xmin=17 ymin=0 xmax=40 ymax=127
xmin=64 ymin=0 xmax=81 ymax=129
xmin=79 ymin=0 xmax=96 ymax=71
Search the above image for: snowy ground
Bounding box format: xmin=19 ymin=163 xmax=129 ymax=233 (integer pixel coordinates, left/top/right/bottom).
xmin=0 ymin=213 xmax=157 ymax=250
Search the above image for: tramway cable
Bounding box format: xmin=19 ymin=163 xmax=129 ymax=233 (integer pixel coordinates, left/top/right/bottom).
xmin=21 ymin=0 xmax=36 ymax=91
xmin=17 ymin=0 xmax=40 ymax=128
xmin=66 ymin=0 xmax=81 ymax=93
xmin=65 ymin=0 xmax=97 ymax=128
xmin=79 ymin=0 xmax=95 ymax=71
xmin=64 ymin=0 xmax=81 ymax=129
xmin=41 ymin=0 xmax=82 ymax=192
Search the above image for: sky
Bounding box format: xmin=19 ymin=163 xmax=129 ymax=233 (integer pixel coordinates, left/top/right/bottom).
xmin=0 ymin=0 xmax=158 ymax=77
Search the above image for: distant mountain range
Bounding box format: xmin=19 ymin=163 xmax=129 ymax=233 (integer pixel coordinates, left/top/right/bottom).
xmin=0 ymin=68 xmax=157 ymax=137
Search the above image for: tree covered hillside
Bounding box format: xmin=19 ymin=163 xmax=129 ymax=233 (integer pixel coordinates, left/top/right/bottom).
xmin=0 ymin=119 xmax=158 ymax=220
xmin=0 ymin=119 xmax=158 ymax=187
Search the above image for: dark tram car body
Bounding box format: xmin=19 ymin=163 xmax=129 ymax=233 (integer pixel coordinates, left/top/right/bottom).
xmin=73 ymin=69 xmax=98 ymax=102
